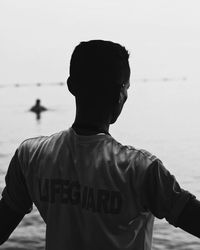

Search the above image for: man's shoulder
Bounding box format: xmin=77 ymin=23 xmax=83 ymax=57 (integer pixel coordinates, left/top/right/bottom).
xmin=18 ymin=129 xmax=69 ymax=156
xmin=135 ymin=148 xmax=158 ymax=163
xmin=110 ymin=137 xmax=158 ymax=166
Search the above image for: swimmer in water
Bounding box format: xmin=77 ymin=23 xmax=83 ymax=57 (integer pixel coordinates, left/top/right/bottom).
xmin=30 ymin=99 xmax=47 ymax=113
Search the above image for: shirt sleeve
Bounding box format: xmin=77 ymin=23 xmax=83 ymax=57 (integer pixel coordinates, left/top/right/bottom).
xmin=1 ymin=149 xmax=33 ymax=215
xmin=134 ymin=151 xmax=194 ymax=226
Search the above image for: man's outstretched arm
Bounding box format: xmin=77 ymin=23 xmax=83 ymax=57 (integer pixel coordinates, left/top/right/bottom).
xmin=176 ymin=197 xmax=200 ymax=238
xmin=0 ymin=198 xmax=25 ymax=244
xmin=0 ymin=148 xmax=33 ymax=245
xmin=140 ymin=158 xmax=200 ymax=238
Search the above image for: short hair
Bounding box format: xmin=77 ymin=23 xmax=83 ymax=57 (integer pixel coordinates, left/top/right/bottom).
xmin=69 ymin=40 xmax=130 ymax=95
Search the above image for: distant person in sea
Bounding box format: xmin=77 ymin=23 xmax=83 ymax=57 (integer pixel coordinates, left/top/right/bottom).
xmin=30 ymin=98 xmax=47 ymax=113
xmin=30 ymin=98 xmax=47 ymax=119
xmin=0 ymin=40 xmax=200 ymax=250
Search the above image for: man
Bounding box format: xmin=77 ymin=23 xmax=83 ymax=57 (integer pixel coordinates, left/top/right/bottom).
xmin=0 ymin=40 xmax=200 ymax=250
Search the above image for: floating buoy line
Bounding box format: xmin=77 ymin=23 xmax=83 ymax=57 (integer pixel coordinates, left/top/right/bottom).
xmin=0 ymin=77 xmax=187 ymax=88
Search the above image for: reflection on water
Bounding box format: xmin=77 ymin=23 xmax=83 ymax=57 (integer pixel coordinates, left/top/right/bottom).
xmin=0 ymin=81 xmax=200 ymax=249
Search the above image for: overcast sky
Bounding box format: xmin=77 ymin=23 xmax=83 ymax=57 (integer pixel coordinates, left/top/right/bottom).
xmin=1 ymin=0 xmax=200 ymax=85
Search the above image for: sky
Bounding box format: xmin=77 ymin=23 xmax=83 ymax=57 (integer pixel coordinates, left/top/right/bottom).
xmin=1 ymin=0 xmax=200 ymax=85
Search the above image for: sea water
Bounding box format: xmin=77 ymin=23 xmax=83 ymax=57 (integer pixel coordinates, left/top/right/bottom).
xmin=0 ymin=79 xmax=200 ymax=249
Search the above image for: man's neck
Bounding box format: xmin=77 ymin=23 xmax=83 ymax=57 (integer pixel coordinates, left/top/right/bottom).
xmin=72 ymin=120 xmax=110 ymax=135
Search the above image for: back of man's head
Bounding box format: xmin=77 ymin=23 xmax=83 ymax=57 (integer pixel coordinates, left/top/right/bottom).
xmin=68 ymin=40 xmax=130 ymax=102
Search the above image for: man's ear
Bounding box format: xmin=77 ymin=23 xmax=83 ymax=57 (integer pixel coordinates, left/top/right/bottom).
xmin=67 ymin=77 xmax=76 ymax=96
